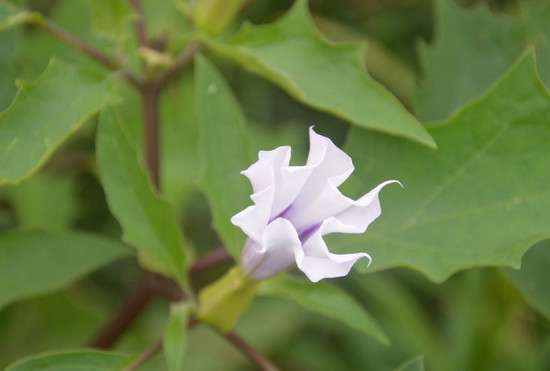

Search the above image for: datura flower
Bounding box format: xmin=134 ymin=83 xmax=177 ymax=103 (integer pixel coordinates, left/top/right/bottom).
xmin=231 ymin=127 xmax=399 ymax=282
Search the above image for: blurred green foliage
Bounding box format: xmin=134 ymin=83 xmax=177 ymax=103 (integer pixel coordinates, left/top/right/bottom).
xmin=0 ymin=0 xmax=549 ymax=370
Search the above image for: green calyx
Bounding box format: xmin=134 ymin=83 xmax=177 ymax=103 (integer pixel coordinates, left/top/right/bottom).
xmin=197 ymin=265 xmax=261 ymax=333
xmin=192 ymin=0 xmax=241 ymax=36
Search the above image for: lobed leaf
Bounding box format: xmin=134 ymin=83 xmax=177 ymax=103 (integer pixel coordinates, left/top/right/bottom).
xmin=0 ymin=58 xmax=107 ymax=184
xmin=340 ymin=51 xmax=550 ymax=282
xmin=5 ymin=350 xmax=134 ymax=371
xmin=415 ymin=0 xmax=550 ymax=122
xmin=208 ymin=0 xmax=435 ymax=148
xmin=96 ymin=103 xmax=188 ymax=286
xmin=0 ymin=229 xmax=131 ymax=311
xmin=260 ymin=274 xmax=389 ymax=345
xmin=414 ymin=0 xmax=526 ymax=122
xmin=194 ymin=55 xmax=252 ymax=258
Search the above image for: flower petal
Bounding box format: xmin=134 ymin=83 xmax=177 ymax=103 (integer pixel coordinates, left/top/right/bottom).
xmin=296 ymin=220 xmax=371 ymax=282
xmin=233 ymin=127 xmax=400 ymax=282
xmin=272 ymin=165 xmax=312 ymax=217
xmin=289 ymin=179 xmax=353 ymax=232
xmin=306 ymin=127 xmax=354 ymax=187
xmin=231 ymin=186 xmax=274 ymax=242
xmin=286 ymin=128 xmax=354 ymax=223
xmin=242 ymin=218 xmax=302 ymax=280
xmin=242 ymin=146 xmax=291 ymax=194
xmin=325 ymin=180 xmax=402 ymax=235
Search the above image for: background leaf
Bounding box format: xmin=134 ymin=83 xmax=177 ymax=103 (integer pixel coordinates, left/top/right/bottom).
xmin=501 ymin=240 xmax=550 ymax=320
xmin=96 ymin=103 xmax=188 ymax=286
xmin=85 ymin=0 xmax=133 ymax=47
xmin=0 ymin=58 xmax=107 ymax=183
xmin=195 ymin=55 xmax=252 ymax=258
xmin=260 ymin=274 xmax=389 ymax=345
xmin=414 ymin=0 xmax=550 ymax=122
xmin=5 ymin=350 xmax=134 ymax=371
xmin=414 ymin=0 xmax=526 ymax=122
xmin=8 ymin=174 xmax=77 ymax=231
xmin=161 ymin=69 xmax=201 ymax=210
xmin=163 ymin=302 xmax=192 ymax=371
xmin=209 ymin=0 xmax=435 ymax=148
xmin=339 ymin=51 xmax=550 ymax=282
xmin=394 ymin=355 xmax=424 ymax=371
xmin=0 ymin=229 xmax=131 ymax=310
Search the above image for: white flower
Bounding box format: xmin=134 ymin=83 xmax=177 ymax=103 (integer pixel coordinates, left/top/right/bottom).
xmin=231 ymin=127 xmax=399 ymax=282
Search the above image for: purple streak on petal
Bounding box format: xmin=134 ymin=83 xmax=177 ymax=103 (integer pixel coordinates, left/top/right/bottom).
xmin=269 ymin=202 xmax=295 ymax=223
xmin=297 ymin=223 xmax=321 ymax=244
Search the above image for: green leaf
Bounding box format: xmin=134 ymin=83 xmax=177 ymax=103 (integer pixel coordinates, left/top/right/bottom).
xmin=394 ymin=355 xmax=424 ymax=371
xmin=414 ymin=1 xmax=528 ymax=122
xmin=0 ymin=229 xmax=131 ymax=310
xmin=501 ymin=240 xmax=550 ymax=320
xmin=0 ymin=29 xmax=17 ymax=110
xmin=340 ymin=51 xmax=550 ymax=282
xmin=0 ymin=58 xmax=107 ymax=184
xmin=194 ymin=55 xmax=252 ymax=258
xmin=9 ymin=174 xmax=77 ymax=231
xmin=161 ymin=69 xmax=201 ymax=207
xmin=163 ymin=302 xmax=192 ymax=371
xmin=96 ymin=103 xmax=188 ymax=286
xmin=85 ymin=0 xmax=133 ymax=47
xmin=527 ymin=2 xmax=550 ymax=89
xmin=208 ymin=0 xmax=434 ymax=148
xmin=5 ymin=350 xmax=134 ymax=371
xmin=260 ymin=274 xmax=389 ymax=345
xmin=9 ymin=0 xmax=106 ymax=80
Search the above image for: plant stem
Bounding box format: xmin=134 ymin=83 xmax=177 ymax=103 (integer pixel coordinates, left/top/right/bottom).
xmin=140 ymin=85 xmax=162 ymax=190
xmin=32 ymin=17 xmax=120 ymax=71
xmin=87 ymin=248 xmax=231 ymax=348
xmin=190 ymin=247 xmax=232 ymax=275
xmin=129 ymin=0 xmax=148 ymax=48
xmin=88 ymin=274 xmax=153 ymax=349
xmin=224 ymin=332 xmax=281 ymax=371
xmin=139 ymin=43 xmax=202 ymax=190
xmin=154 ymin=42 xmax=201 ymax=89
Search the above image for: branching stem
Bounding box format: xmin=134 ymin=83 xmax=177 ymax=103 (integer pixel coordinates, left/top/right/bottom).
xmin=129 ymin=0 xmax=148 ymax=48
xmin=88 ymin=275 xmax=153 ymax=349
xmin=154 ymin=42 xmax=201 ymax=90
xmin=28 ymin=15 xmax=144 ymax=87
